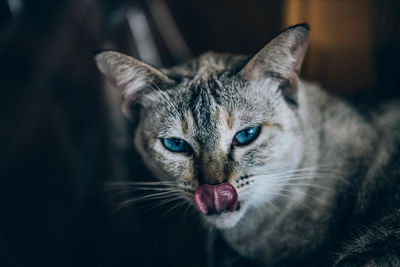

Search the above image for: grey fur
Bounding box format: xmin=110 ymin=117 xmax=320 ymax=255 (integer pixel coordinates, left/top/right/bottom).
xmin=95 ymin=24 xmax=400 ymax=266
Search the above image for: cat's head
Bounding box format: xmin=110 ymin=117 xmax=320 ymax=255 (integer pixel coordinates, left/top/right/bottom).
xmin=95 ymin=24 xmax=310 ymax=229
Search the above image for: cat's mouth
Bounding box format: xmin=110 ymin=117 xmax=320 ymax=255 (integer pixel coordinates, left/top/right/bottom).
xmin=195 ymin=182 xmax=239 ymax=215
xmin=195 ymin=182 xmax=245 ymax=228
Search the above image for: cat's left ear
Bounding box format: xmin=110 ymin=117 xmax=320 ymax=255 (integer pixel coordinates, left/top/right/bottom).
xmin=94 ymin=50 xmax=174 ymax=120
xmin=240 ymin=23 xmax=310 ymax=105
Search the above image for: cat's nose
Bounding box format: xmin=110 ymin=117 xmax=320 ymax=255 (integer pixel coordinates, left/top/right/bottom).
xmin=206 ymin=178 xmax=228 ymax=186
xmin=195 ymin=182 xmax=238 ymax=215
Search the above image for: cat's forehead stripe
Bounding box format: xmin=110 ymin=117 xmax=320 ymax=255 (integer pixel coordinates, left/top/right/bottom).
xmin=181 ymin=120 xmax=188 ymax=134
xmin=163 ymin=53 xmax=253 ymax=150
xmin=226 ymin=112 xmax=234 ymax=130
xmin=189 ymin=86 xmax=219 ymax=148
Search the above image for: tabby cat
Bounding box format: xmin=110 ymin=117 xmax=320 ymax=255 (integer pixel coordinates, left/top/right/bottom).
xmin=95 ymin=24 xmax=400 ymax=266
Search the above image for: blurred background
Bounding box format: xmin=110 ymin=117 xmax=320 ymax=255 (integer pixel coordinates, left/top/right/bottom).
xmin=1 ymin=0 xmax=399 ymax=266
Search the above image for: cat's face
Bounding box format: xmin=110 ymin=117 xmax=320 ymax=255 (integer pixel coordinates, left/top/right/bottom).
xmin=135 ymin=74 xmax=303 ymax=228
xmin=95 ymin=24 xmax=310 ymax=229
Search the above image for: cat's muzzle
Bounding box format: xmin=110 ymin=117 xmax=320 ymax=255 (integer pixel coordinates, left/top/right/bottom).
xmin=195 ymin=182 xmax=239 ymax=215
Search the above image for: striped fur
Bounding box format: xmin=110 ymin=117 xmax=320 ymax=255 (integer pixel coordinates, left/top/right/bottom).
xmin=95 ymin=24 xmax=400 ymax=266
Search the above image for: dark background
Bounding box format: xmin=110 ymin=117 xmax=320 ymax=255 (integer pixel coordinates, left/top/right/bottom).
xmin=1 ymin=0 xmax=399 ymax=266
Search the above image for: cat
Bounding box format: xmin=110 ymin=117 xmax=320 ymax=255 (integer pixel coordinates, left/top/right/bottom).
xmin=94 ymin=23 xmax=400 ymax=266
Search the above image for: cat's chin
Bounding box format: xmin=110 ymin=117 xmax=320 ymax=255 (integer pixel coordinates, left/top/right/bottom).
xmin=203 ymin=202 xmax=247 ymax=229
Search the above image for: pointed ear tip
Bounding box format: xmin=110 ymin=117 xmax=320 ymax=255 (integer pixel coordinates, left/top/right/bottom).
xmin=287 ymin=23 xmax=310 ymax=45
xmin=288 ymin=23 xmax=310 ymax=31
xmin=284 ymin=23 xmax=310 ymax=39
xmin=92 ymin=49 xmax=119 ymax=61
xmin=297 ymin=23 xmax=310 ymax=31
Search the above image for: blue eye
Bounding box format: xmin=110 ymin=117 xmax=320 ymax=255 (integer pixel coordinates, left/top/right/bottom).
xmin=162 ymin=138 xmax=192 ymax=153
xmin=234 ymin=126 xmax=261 ymax=146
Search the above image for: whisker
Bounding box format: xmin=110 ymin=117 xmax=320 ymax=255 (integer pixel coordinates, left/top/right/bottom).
xmin=112 ymin=191 xmax=181 ymax=209
xmin=264 ymin=183 xmax=332 ymax=192
xmin=256 ymin=190 xmax=316 ymax=215
xmin=161 ymin=199 xmax=188 ymax=218
xmin=254 ymin=173 xmax=345 ymax=184
xmin=277 ymin=188 xmax=329 ymax=205
xmin=251 ymin=164 xmax=343 ymax=177
xmin=145 ymin=195 xmax=187 ymax=212
xmin=144 ymin=80 xmax=181 ymax=117
xmin=105 ymin=181 xmax=184 ymax=194
xmin=256 ymin=168 xmax=343 ymax=178
xmin=106 ymin=186 xmax=185 ymax=201
xmin=107 ymin=181 xmax=178 ymax=186
xmin=109 ymin=186 xmax=184 ymax=192
xmin=263 ymin=200 xmax=281 ymax=213
xmin=125 ymin=195 xmax=186 ymax=215
xmin=183 ymin=202 xmax=194 ymax=217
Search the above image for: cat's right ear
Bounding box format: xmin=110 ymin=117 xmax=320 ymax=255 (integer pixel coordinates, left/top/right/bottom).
xmin=94 ymin=50 xmax=174 ymax=120
xmin=240 ymin=23 xmax=310 ymax=106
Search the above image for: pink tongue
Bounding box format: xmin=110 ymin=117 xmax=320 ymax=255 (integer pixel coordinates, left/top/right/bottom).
xmin=195 ymin=182 xmax=238 ymax=215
